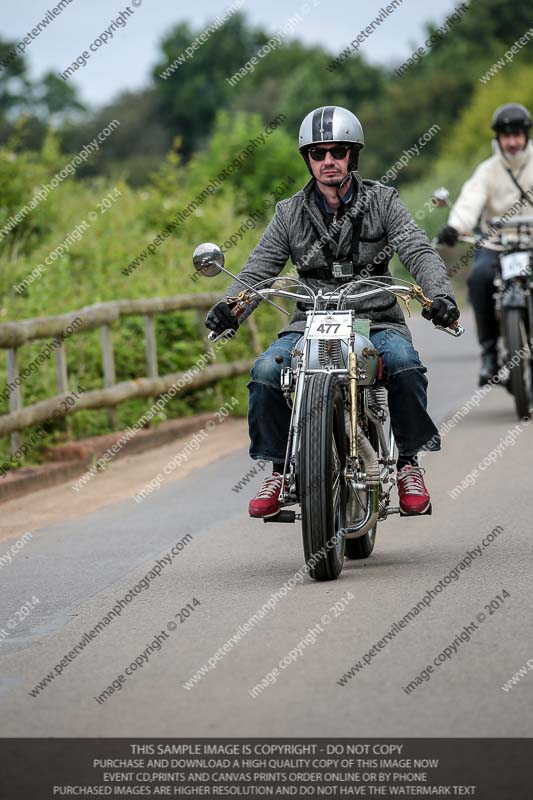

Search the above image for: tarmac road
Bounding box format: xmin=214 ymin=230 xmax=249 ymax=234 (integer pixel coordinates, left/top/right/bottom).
xmin=0 ymin=311 xmax=532 ymax=737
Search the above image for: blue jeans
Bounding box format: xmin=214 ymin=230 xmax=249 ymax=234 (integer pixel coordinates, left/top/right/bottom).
xmin=247 ymin=329 xmax=440 ymax=462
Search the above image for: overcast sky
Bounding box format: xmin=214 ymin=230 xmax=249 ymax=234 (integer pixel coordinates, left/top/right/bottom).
xmin=1 ymin=0 xmax=461 ymax=108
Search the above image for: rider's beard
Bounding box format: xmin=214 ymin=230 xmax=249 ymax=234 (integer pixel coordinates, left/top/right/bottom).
xmin=494 ymin=138 xmax=528 ymax=162
xmin=503 ymin=148 xmax=525 ymax=161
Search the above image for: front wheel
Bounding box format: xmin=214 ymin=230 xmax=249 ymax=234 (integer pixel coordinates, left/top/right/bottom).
xmin=299 ymin=373 xmax=347 ymax=581
xmin=504 ymin=308 xmax=531 ymax=419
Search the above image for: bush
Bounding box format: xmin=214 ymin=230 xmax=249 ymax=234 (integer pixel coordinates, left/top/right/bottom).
xmin=0 ymin=113 xmax=300 ymax=470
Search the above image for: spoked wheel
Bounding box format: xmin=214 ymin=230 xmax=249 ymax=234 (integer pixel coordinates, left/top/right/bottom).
xmin=345 ymin=419 xmax=379 ymax=560
xmin=299 ymin=373 xmax=347 ymax=581
xmin=504 ymin=309 xmax=532 ymax=420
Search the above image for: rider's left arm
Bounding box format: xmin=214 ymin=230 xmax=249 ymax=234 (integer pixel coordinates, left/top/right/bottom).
xmin=383 ymin=187 xmax=457 ymax=305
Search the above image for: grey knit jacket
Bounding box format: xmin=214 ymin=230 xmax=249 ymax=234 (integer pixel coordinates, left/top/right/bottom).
xmin=224 ymin=173 xmax=456 ymax=341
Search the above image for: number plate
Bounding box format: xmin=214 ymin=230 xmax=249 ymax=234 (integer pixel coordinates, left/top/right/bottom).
xmin=500 ymin=251 xmax=531 ymax=280
xmin=307 ymin=313 xmax=353 ymax=339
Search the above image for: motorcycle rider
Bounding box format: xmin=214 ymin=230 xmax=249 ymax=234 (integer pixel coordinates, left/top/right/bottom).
xmin=206 ymin=105 xmax=459 ymax=518
xmin=437 ymin=103 xmax=533 ymax=385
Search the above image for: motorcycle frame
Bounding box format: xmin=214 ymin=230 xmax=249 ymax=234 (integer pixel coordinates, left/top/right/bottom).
xmin=277 ymin=303 xmax=397 ymax=537
xmin=196 ymin=265 xmax=461 ymax=530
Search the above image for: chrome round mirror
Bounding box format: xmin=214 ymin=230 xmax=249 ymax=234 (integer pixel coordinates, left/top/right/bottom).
xmin=192 ymin=243 xmax=225 ymax=277
xmin=432 ymin=187 xmax=451 ymax=208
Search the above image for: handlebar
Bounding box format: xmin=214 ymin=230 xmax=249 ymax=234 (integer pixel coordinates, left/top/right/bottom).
xmin=250 ymin=283 xmax=415 ymax=303
xmin=438 ymin=219 xmax=533 ymax=250
xmin=207 ymin=279 xmax=464 ymax=341
xmin=487 ymin=215 xmax=533 ymax=228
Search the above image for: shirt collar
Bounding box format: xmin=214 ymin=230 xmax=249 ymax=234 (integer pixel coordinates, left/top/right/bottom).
xmin=314 ymin=179 xmax=355 ymax=215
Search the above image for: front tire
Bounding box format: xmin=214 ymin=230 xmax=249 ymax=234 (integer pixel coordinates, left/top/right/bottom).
xmin=299 ymin=373 xmax=346 ymax=581
xmin=504 ymin=308 xmax=531 ymax=420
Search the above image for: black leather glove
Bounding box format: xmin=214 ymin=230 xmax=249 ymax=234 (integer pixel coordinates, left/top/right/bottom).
xmin=422 ymin=295 xmax=460 ymax=328
xmin=205 ymin=300 xmax=239 ymax=338
xmin=436 ymin=225 xmax=459 ymax=246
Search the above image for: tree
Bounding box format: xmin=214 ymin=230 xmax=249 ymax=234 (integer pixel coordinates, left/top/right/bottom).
xmin=0 ymin=40 xmax=85 ymax=149
xmin=152 ymin=13 xmax=267 ymax=156
xmin=0 ymin=38 xmax=32 ymax=120
xmin=60 ymin=88 xmax=169 ymax=185
xmin=37 ymin=72 xmax=86 ymax=123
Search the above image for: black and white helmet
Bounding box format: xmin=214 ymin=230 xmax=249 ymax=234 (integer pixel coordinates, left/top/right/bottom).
xmin=299 ymin=105 xmax=365 ymax=150
xmin=298 ymin=105 xmax=365 ymax=170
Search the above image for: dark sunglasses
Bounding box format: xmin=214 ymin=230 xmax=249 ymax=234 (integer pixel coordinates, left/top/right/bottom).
xmin=307 ymin=145 xmax=351 ymax=161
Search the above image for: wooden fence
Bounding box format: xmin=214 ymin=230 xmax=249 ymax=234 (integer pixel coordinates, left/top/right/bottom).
xmin=0 ymin=292 xmax=268 ymax=457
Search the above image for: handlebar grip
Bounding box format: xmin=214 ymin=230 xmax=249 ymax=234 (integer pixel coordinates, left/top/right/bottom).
xmin=207 ymin=300 xmax=243 ymax=343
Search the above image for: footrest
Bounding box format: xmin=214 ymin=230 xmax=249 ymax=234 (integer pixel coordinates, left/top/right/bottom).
xmin=400 ymin=503 xmax=432 ymax=517
xmin=263 ymin=510 xmax=297 ymax=523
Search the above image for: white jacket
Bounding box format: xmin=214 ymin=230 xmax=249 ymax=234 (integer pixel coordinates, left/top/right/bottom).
xmin=448 ymin=140 xmax=533 ymax=243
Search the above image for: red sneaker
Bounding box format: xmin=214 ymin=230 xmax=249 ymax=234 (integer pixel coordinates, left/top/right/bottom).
xmin=249 ymin=472 xmax=287 ymax=518
xmin=397 ymin=465 xmax=431 ymax=515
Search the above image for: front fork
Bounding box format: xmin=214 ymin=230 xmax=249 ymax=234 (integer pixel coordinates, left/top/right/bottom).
xmin=348 ymin=351 xmax=358 ymax=460
xmin=278 ymin=348 xmax=399 ymax=522
xmin=279 ymin=347 xmax=360 ymax=504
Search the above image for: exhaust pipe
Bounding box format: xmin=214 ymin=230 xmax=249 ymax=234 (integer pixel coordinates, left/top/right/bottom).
xmin=345 ymin=429 xmax=380 ymax=539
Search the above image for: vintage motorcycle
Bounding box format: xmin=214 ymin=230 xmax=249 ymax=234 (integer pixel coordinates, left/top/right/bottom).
xmin=434 ymin=188 xmax=533 ymax=420
xmin=193 ymin=242 xmax=463 ymax=582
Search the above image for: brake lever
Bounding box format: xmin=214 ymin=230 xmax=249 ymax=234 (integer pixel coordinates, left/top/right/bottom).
xmin=421 ymin=310 xmax=465 ymax=337
xmin=208 ymin=328 xmax=236 ymax=343
xmin=433 ymin=322 xmax=464 ymax=337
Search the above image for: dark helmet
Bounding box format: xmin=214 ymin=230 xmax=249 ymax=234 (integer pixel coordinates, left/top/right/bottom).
xmin=491 ymin=103 xmax=531 ymax=136
xmin=298 ymin=105 xmax=365 ymax=172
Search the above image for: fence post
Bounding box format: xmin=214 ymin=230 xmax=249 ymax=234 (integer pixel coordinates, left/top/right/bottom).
xmin=247 ymin=316 xmax=263 ymax=357
xmin=196 ymin=309 xmax=222 ymax=404
xmin=54 ymin=341 xmax=72 ymax=436
xmin=6 ymin=348 xmax=22 ymax=456
xmin=101 ymin=325 xmax=117 ymax=429
xmin=144 ymin=315 xmax=158 ymax=379
xmin=54 ymin=342 xmax=69 ymax=395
